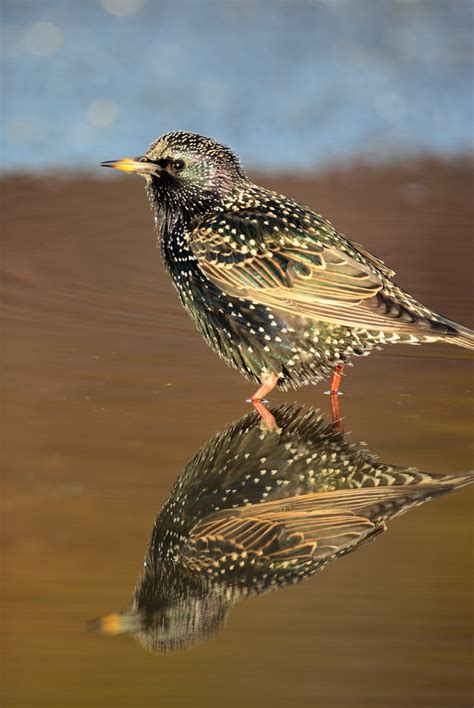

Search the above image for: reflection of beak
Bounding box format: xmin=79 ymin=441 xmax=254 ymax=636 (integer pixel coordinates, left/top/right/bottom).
xmin=88 ymin=613 xmax=126 ymax=635
xmin=100 ymin=156 xmax=159 ymax=176
xmin=88 ymin=611 xmax=143 ymax=636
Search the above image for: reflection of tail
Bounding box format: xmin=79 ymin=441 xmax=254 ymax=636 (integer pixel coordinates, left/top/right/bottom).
xmin=393 ymin=470 xmax=474 ymax=492
xmin=440 ymin=472 xmax=474 ymax=490
xmin=385 ymin=471 xmax=474 ymax=521
xmin=360 ymin=471 xmax=474 ymax=522
xmin=315 ymin=472 xmax=474 ymax=554
xmin=298 ymin=472 xmax=474 ymax=525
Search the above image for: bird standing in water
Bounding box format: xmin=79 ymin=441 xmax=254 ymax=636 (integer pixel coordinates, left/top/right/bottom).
xmin=102 ymin=132 xmax=474 ymax=401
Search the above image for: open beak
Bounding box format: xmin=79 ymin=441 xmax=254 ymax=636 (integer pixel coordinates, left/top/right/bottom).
xmin=100 ymin=156 xmax=158 ymax=176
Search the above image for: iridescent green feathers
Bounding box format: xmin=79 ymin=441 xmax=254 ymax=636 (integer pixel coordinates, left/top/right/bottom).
xmin=191 ymin=194 xmax=473 ymax=343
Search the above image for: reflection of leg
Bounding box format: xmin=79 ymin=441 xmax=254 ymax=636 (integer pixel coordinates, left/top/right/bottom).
xmin=252 ymin=400 xmax=278 ymax=432
xmin=330 ymin=363 xmax=345 ymax=432
xmin=250 ymin=372 xmax=279 ymax=402
xmin=330 ymin=392 xmax=344 ymax=434
xmin=330 ymin=363 xmax=345 ymax=395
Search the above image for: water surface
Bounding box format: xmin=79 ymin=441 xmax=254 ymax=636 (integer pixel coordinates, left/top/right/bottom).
xmin=3 ymin=162 xmax=473 ymax=707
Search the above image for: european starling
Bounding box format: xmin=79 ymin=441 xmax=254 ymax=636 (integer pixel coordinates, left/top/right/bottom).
xmin=101 ymin=132 xmax=474 ymax=399
xmin=94 ymin=403 xmax=473 ymax=653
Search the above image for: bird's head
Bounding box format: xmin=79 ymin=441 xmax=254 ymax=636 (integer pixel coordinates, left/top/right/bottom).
xmin=90 ymin=591 xmax=233 ymax=654
xmin=101 ymin=131 xmax=248 ymax=226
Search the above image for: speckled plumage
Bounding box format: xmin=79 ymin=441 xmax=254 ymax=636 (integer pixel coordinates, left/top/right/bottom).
xmin=97 ymin=404 xmax=473 ymax=653
xmin=102 ymin=131 xmax=474 ymax=391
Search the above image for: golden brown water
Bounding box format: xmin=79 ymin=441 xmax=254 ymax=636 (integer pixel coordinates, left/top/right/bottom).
xmin=3 ymin=163 xmax=473 ymax=707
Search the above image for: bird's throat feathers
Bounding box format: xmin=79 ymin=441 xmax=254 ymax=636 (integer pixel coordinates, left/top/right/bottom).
xmin=146 ymin=177 xmax=185 ymax=243
xmin=145 ymin=170 xmax=247 ymax=243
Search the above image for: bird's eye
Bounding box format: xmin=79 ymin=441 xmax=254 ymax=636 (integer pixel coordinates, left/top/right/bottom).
xmin=172 ymin=159 xmax=185 ymax=172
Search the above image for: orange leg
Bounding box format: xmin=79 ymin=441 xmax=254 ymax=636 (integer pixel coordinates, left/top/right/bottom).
xmin=330 ymin=392 xmax=344 ymax=434
xmin=252 ymin=400 xmax=278 ymax=431
xmin=329 ymin=363 xmax=345 ymax=433
xmin=249 ymin=373 xmax=279 ymax=402
xmin=330 ymin=363 xmax=345 ymax=395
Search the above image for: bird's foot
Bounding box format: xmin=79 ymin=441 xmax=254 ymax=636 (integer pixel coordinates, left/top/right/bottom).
xmin=249 ymin=373 xmax=279 ymax=403
xmin=251 ymin=400 xmax=280 ymax=433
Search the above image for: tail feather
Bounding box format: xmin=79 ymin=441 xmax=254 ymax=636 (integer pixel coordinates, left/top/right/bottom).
xmin=375 ymin=471 xmax=474 ymax=522
xmin=430 ymin=471 xmax=474 ymax=491
xmin=445 ymin=322 xmax=474 ymax=351
xmin=376 ymin=288 xmax=474 ymax=350
xmin=429 ymin=312 xmax=474 ymax=350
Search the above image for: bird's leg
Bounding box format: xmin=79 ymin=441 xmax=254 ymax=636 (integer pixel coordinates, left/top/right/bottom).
xmin=252 ymin=400 xmax=279 ymax=432
xmin=330 ymin=363 xmax=345 ymax=395
xmin=248 ymin=374 xmax=279 ymax=430
xmin=330 ymin=363 xmax=345 ymax=433
xmin=249 ymin=373 xmax=278 ymax=403
xmin=330 ymin=392 xmax=344 ymax=434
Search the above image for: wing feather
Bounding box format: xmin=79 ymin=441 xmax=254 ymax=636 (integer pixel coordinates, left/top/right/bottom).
xmin=190 ymin=207 xmax=411 ymax=332
xmin=179 ymin=481 xmax=454 ymax=576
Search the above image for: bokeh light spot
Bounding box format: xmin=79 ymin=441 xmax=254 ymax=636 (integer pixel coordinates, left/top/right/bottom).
xmin=87 ymin=98 xmax=119 ymax=128
xmin=24 ymin=21 xmax=64 ymax=57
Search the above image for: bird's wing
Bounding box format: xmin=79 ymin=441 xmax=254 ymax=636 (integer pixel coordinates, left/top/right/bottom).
xmin=179 ymin=482 xmax=450 ymax=578
xmin=346 ymin=238 xmax=396 ymax=278
xmin=190 ymin=209 xmax=417 ymax=333
xmin=178 ymin=488 xmax=401 ymax=577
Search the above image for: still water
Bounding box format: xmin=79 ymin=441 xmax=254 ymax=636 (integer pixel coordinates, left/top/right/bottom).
xmin=3 ymin=163 xmax=473 ymax=706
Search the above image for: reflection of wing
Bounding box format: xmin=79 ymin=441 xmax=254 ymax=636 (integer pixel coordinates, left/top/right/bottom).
xmin=180 ymin=508 xmax=377 ymax=581
xmin=190 ymin=209 xmax=424 ymax=334
xmin=179 ymin=483 xmax=465 ymax=581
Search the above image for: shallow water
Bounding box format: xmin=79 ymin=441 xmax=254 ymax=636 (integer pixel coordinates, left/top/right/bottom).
xmin=3 ymin=163 xmax=473 ymax=707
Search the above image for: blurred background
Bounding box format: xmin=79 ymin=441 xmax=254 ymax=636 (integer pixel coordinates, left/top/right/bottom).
xmin=2 ymin=0 xmax=473 ymax=172
xmin=3 ymin=2 xmax=473 ymax=708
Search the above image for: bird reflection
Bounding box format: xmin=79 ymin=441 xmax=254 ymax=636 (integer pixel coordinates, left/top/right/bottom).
xmin=94 ymin=403 xmax=472 ymax=653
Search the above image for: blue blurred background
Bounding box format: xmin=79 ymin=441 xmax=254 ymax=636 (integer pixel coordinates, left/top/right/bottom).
xmin=2 ymin=0 xmax=473 ymax=172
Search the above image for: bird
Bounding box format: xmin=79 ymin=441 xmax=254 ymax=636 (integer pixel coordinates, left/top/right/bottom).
xmin=92 ymin=403 xmax=473 ymax=653
xmin=101 ymin=131 xmax=474 ymax=400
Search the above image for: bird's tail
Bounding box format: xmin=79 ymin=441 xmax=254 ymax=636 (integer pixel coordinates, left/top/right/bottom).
xmin=430 ymin=471 xmax=474 ymax=491
xmin=360 ymin=471 xmax=474 ymax=524
xmin=444 ymin=321 xmax=474 ymax=351
xmin=426 ymin=312 xmax=474 ymax=351
xmin=373 ymin=288 xmax=474 ymax=350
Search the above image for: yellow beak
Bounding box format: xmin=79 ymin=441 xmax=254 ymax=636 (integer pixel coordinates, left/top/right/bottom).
xmin=100 ymin=156 xmax=158 ymax=175
xmin=89 ymin=612 xmax=125 ymax=635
